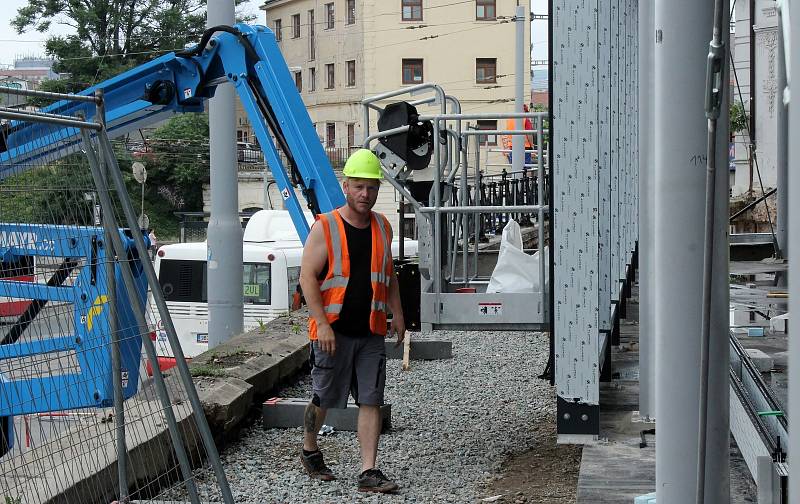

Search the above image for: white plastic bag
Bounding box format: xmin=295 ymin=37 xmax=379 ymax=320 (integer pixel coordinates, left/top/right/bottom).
xmin=486 ymin=219 xmax=548 ymax=293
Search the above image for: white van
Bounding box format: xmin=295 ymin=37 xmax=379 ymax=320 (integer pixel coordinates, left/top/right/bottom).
xmin=149 ymin=210 xmax=417 ymax=372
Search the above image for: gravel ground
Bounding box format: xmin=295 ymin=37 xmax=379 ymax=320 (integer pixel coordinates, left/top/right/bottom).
xmin=164 ymin=329 xmax=558 ymax=503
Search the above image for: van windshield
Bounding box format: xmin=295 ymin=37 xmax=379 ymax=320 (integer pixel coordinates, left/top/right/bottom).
xmin=159 ymin=259 xmax=271 ymax=305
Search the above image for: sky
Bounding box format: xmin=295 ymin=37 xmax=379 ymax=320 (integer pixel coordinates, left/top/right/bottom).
xmin=0 ymin=0 xmax=548 ymax=67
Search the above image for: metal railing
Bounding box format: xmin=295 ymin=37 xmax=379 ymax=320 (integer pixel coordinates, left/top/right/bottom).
xmin=361 ymin=85 xmax=549 ymax=323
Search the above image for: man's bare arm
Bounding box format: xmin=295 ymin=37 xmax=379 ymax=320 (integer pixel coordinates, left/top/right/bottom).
xmin=299 ymin=222 xmax=337 ymax=354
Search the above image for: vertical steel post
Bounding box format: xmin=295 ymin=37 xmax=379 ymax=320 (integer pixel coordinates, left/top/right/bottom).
xmin=96 ymin=89 xmax=127 ymax=501
xmin=536 ymin=116 xmax=545 ymax=298
xmin=638 ymin=0 xmax=656 ymax=420
xmin=207 ymin=0 xmax=243 ymax=348
xmin=778 ymin=2 xmax=800 ymax=496
xmin=775 ymin=6 xmax=788 ymax=268
xmin=654 ymin=0 xmax=730 ymax=501
xmin=789 ymin=0 xmax=800 ymax=497
xmin=512 ymin=5 xmax=525 ymax=175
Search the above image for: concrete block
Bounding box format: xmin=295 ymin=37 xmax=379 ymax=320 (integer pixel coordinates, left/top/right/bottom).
xmin=262 ymin=397 xmax=391 ymax=432
xmin=384 ymin=340 xmax=452 ymax=360
xmin=745 ymin=348 xmax=774 ymax=373
xmin=770 ymin=313 xmax=788 ymax=333
xmin=193 ymin=376 xmax=254 ymax=433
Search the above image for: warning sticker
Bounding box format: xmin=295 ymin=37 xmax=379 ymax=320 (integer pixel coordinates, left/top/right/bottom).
xmin=478 ymin=302 xmax=503 ymax=317
xmin=184 ymin=88 xmax=192 ymax=99
xmin=281 ymin=188 xmax=291 ymax=200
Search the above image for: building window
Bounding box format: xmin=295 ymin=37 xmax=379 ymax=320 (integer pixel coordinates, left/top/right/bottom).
xmin=295 ymin=71 xmax=302 ymax=93
xmin=402 ymin=0 xmax=423 ymax=21
xmin=325 ymin=3 xmax=335 ymax=29
xmin=326 ymin=122 xmax=336 ymax=148
xmin=325 ymin=63 xmax=335 ymax=89
xmin=308 ymin=9 xmax=316 ymax=60
xmin=274 ymin=19 xmax=282 ymax=41
xmin=346 ymin=60 xmax=356 ymax=87
xmin=476 ymin=58 xmax=497 ymax=84
xmin=402 ymin=58 xmax=423 ymax=85
xmin=291 ymin=14 xmax=300 ymax=38
xmin=476 ymin=0 xmax=496 ymax=21
xmin=347 ymin=0 xmax=356 ymax=24
xmin=347 ymin=123 xmax=355 ymax=147
xmin=309 ymin=67 xmax=316 ymax=92
xmin=476 ymin=120 xmax=497 ymax=146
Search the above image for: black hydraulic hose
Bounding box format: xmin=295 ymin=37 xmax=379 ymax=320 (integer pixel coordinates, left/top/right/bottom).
xmin=697 ymin=0 xmax=726 ymax=500
xmin=0 ymin=259 xmax=78 ymax=345
xmin=176 ymin=25 xmax=259 ymax=62
xmin=176 ymin=24 xmax=317 ymax=215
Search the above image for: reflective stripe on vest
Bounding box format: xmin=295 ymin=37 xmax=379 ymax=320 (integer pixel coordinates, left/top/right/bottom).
xmin=308 ymin=209 xmax=393 ymax=340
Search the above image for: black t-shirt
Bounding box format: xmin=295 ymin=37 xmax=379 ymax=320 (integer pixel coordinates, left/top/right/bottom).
xmin=319 ymin=217 xmax=373 ymax=336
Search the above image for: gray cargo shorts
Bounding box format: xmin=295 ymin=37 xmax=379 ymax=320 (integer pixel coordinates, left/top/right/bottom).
xmin=310 ymin=332 xmax=387 ymax=409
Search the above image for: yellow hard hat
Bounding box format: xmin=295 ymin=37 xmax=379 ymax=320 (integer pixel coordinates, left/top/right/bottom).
xmin=342 ymin=149 xmax=383 ymax=179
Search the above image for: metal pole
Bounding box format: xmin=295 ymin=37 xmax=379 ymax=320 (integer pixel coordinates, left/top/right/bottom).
xmin=93 ymin=131 xmax=235 ymax=503
xmin=696 ymin=0 xmax=727 ymax=499
xmin=79 ymin=129 xmax=203 ymax=504
xmin=473 ymin=136 xmax=481 ymax=279
xmin=775 ymin=5 xmax=789 ymax=273
xmin=461 ymin=134 xmax=469 ymax=284
xmin=96 ymin=90 xmax=128 ymax=503
xmin=638 ymin=0 xmax=656 ymax=420
xmin=207 ymin=0 xmax=243 ymax=349
xmin=433 ymin=118 xmax=442 ymax=323
xmin=512 ymin=5 xmax=525 ymax=176
xmin=536 ymin=116 xmax=545 ymax=303
xmin=788 ymin=0 xmax=800 ymax=496
xmin=654 ymin=0 xmax=730 ymax=501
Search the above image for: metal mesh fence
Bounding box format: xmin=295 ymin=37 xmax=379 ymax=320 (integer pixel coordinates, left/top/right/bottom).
xmin=0 ymin=92 xmax=231 ymax=503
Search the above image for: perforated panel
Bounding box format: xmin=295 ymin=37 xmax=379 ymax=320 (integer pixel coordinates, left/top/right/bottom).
xmin=554 ymin=0 xmax=640 ymax=425
xmin=553 ymin=0 xmax=600 ymax=404
xmin=598 ymin=0 xmax=612 ymax=333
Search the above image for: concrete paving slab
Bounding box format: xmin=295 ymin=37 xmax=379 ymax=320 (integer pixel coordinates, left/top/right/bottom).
xmin=744 ymin=348 xmax=774 ymax=373
xmin=0 ymin=400 xmax=198 ymax=504
xmin=262 ymin=397 xmax=391 ymax=432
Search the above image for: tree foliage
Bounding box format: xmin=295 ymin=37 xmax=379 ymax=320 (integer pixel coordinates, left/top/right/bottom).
xmin=730 ymin=101 xmax=749 ymax=135
xmin=9 ymin=1 xmax=258 ymax=237
xmin=13 ymin=0 xmax=255 ymax=84
xmin=146 ymin=112 xmax=210 ymax=214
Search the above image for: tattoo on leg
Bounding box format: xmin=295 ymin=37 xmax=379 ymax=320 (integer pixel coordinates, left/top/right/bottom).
xmin=304 ymin=404 xmax=318 ymax=433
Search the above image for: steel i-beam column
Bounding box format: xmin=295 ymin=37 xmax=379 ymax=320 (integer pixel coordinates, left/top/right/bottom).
xmin=788 ymin=0 xmax=800 ymax=494
xmin=654 ymin=0 xmax=730 ymax=501
xmin=638 ymin=0 xmax=656 ymax=420
xmin=207 ymin=0 xmax=244 ymax=348
xmin=553 ymin=0 xmax=602 ymax=441
xmin=775 ymin=5 xmax=788 ymax=266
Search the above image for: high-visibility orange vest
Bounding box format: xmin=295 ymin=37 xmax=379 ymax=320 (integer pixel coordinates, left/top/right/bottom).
xmin=308 ymin=209 xmax=393 ymax=340
xmin=501 ymin=118 xmax=533 ymax=150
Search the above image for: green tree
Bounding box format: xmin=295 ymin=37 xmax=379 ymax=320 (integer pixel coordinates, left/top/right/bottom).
xmin=146 ymin=112 xmax=210 ymax=213
xmin=13 ymin=0 xmax=255 ymax=85
xmin=730 ymin=101 xmax=749 ymax=135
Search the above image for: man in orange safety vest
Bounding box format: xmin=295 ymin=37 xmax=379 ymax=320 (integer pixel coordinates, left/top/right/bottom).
xmin=298 ymin=148 xmax=405 ymax=494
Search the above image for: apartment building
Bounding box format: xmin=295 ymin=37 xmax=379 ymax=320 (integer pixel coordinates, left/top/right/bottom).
xmin=249 ymin=0 xmax=530 ymax=228
xmin=256 ymin=0 xmax=530 ymax=148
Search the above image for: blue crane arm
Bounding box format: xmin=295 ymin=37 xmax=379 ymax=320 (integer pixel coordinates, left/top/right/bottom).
xmin=0 ymin=24 xmax=345 ymax=241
